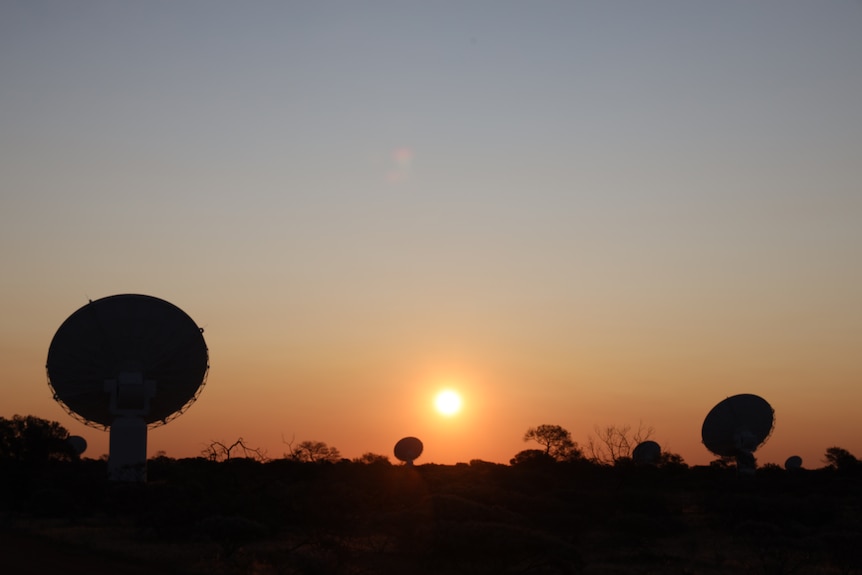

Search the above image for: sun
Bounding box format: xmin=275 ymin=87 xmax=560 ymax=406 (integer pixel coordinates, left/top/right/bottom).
xmin=434 ymin=389 xmax=462 ymax=417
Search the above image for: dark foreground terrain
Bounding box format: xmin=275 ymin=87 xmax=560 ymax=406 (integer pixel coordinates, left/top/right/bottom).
xmin=2 ymin=457 xmax=861 ymax=574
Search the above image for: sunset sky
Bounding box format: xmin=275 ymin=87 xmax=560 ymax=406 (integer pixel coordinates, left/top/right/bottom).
xmin=2 ymin=1 xmax=861 ymax=468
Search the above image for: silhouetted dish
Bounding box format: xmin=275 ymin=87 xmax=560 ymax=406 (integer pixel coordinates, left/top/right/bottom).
xmin=701 ymin=393 xmax=774 ymax=457
xmin=632 ymin=440 xmax=661 ymax=465
xmin=66 ymin=435 xmax=88 ymax=455
xmin=394 ymin=436 xmax=423 ymax=464
xmin=784 ymin=455 xmax=803 ymax=470
xmin=47 ymin=294 xmax=209 ymax=428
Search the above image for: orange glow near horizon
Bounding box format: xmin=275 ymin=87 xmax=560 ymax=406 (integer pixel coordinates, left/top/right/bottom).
xmin=2 ymin=3 xmax=861 ymax=472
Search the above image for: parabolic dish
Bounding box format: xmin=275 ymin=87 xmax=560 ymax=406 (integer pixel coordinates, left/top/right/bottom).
xmin=67 ymin=435 xmax=88 ymax=455
xmin=785 ymin=455 xmax=803 ymax=470
xmin=701 ymin=393 xmax=774 ymax=457
xmin=394 ymin=436 xmax=423 ymax=463
xmin=632 ymin=440 xmax=661 ymax=465
xmin=46 ymin=294 xmax=209 ymax=428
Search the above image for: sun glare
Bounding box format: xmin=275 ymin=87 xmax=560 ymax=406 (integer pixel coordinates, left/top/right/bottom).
xmin=434 ymin=389 xmax=462 ymax=416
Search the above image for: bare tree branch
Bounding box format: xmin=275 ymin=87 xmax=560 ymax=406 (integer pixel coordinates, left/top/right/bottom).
xmin=202 ymin=437 xmax=268 ymax=462
xmin=587 ymin=422 xmax=654 ymax=465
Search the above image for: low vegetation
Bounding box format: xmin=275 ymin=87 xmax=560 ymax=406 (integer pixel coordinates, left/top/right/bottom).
xmin=2 ymin=415 xmax=861 ymax=574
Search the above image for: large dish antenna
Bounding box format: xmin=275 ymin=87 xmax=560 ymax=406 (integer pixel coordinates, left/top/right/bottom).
xmin=47 ymin=294 xmax=209 ymax=481
xmin=67 ymin=435 xmax=88 ymax=456
xmin=394 ymin=436 xmax=423 ymax=466
xmin=632 ymin=440 xmax=661 ymax=465
xmin=701 ymin=393 xmax=774 ymax=476
xmin=784 ymin=455 xmax=802 ymax=470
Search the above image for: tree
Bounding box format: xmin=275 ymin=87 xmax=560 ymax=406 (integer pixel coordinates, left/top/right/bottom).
xmin=658 ymin=451 xmax=687 ymax=470
xmin=522 ymin=424 xmax=582 ymax=461
xmin=710 ymin=456 xmax=735 ymax=470
xmin=0 ymin=415 xmax=76 ymax=464
xmin=510 ymin=449 xmax=556 ymax=466
xmin=284 ymin=438 xmax=341 ymax=463
xmin=353 ymin=452 xmax=391 ymax=465
xmin=202 ymin=438 xmax=268 ymax=462
xmin=824 ymin=447 xmax=858 ymax=472
xmin=586 ymin=422 xmax=654 ymax=465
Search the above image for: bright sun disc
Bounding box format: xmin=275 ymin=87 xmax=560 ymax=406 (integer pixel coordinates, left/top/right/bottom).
xmin=434 ymin=390 xmax=462 ymax=416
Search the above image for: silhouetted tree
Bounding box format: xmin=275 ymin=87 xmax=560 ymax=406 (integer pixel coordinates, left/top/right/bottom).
xmin=509 ymin=449 xmax=555 ymax=466
xmin=285 ymin=438 xmax=341 ymax=463
xmin=587 ymin=422 xmax=654 ymax=464
xmin=522 ymin=424 xmax=581 ymax=461
xmin=353 ymin=452 xmax=391 ymax=465
xmin=0 ymin=415 xmax=76 ymax=464
xmin=202 ymin=438 xmax=268 ymax=462
xmin=823 ymin=447 xmax=858 ymax=472
xmin=658 ymin=451 xmax=688 ymax=470
xmin=710 ymin=456 xmax=735 ymax=470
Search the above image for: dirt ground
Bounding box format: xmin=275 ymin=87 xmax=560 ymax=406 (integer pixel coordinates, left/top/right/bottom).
xmin=0 ymin=530 xmax=165 ymax=575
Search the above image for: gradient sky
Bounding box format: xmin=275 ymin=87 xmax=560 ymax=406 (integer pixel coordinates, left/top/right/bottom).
xmin=2 ymin=1 xmax=861 ymax=467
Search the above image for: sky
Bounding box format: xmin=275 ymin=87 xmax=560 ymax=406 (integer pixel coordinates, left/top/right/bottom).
xmin=2 ymin=1 xmax=861 ymax=468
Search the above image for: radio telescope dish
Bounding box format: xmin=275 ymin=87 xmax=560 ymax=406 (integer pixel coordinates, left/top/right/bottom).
xmin=785 ymin=455 xmax=803 ymax=470
xmin=47 ymin=294 xmax=208 ymax=481
xmin=701 ymin=393 xmax=774 ymax=476
xmin=632 ymin=440 xmax=661 ymax=465
xmin=394 ymin=436 xmax=423 ymax=466
xmin=67 ymin=435 xmax=87 ymax=456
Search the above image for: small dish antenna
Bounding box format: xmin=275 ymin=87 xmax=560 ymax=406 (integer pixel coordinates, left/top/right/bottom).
xmin=394 ymin=436 xmax=423 ymax=466
xmin=47 ymin=294 xmax=209 ymax=481
xmin=632 ymin=440 xmax=661 ymax=465
xmin=784 ymin=455 xmax=803 ymax=470
xmin=701 ymin=393 xmax=774 ymax=476
xmin=67 ymin=435 xmax=87 ymax=456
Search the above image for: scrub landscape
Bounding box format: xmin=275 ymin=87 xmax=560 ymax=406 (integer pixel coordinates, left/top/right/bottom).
xmin=2 ymin=415 xmax=861 ymax=575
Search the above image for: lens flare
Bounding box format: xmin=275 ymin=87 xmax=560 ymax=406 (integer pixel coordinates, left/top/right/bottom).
xmin=386 ymin=146 xmax=413 ymax=183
